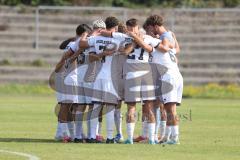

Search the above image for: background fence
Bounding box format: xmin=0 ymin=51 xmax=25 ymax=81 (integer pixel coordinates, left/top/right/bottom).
xmin=0 ymin=6 xmax=239 ymax=85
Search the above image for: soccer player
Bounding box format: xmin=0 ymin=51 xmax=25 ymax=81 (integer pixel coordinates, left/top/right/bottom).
xmin=79 ymin=16 xmax=120 ymax=143
xmin=69 ymin=20 xmax=107 ymax=143
xmin=80 ymin=16 xmax=133 ymax=143
xmin=123 ymin=18 xmax=163 ymax=144
xmin=54 ymin=24 xmax=91 ymax=142
xmin=107 ymin=23 xmax=131 ymax=143
xmin=99 ymin=22 xmax=135 ymax=143
xmin=145 ymin=15 xmax=183 ymax=145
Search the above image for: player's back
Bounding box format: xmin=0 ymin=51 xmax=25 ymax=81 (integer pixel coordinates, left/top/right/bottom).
xmin=89 ymin=35 xmax=124 ymax=80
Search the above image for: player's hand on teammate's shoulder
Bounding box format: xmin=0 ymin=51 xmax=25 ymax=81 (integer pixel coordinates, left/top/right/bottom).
xmin=102 ymin=50 xmax=114 ymax=56
xmin=127 ymin=31 xmax=136 ymax=37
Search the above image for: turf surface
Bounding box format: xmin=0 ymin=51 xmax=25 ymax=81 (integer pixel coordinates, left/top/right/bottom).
xmin=0 ymin=95 xmax=240 ymax=160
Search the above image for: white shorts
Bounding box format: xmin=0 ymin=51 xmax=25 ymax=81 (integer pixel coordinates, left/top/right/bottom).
xmin=77 ymin=82 xmax=93 ymax=104
xmin=55 ymin=72 xmax=68 ymax=103
xmin=92 ymin=79 xmax=119 ymax=104
xmin=124 ymin=63 xmax=156 ymax=103
xmin=161 ymin=72 xmax=183 ymax=105
xmin=63 ymin=75 xmax=78 ymax=103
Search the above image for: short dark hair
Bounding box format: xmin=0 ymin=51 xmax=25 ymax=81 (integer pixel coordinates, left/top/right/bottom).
xmin=126 ymin=18 xmax=138 ymax=27
xmin=143 ymin=21 xmax=148 ymax=30
xmin=76 ymin=24 xmax=92 ymax=36
xmin=118 ymin=22 xmax=127 ymax=33
xmin=105 ymin=16 xmax=119 ymax=29
xmin=145 ymin=15 xmax=164 ymax=27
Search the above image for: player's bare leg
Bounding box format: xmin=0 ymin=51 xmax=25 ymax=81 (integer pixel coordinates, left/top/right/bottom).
xmin=74 ymin=104 xmax=86 ymax=143
xmin=159 ymin=102 xmax=167 ymax=142
xmin=134 ymin=104 xmax=148 ymax=143
xmin=85 ymin=104 xmax=92 ymax=141
xmin=67 ymin=103 xmax=76 ymax=141
xmin=144 ymin=100 xmax=156 ymax=144
xmin=89 ymin=103 xmax=102 ymax=143
xmin=58 ymin=103 xmax=72 ymax=142
xmin=105 ymin=103 xmax=116 ymax=144
xmin=96 ymin=105 xmax=104 ymax=142
xmin=125 ymin=102 xmax=136 ymax=144
xmin=163 ymin=102 xmax=180 ymax=144
xmin=114 ymin=101 xmax=124 ymax=143
xmin=153 ymin=100 xmax=161 ymax=143
xmin=55 ymin=103 xmax=62 ymax=141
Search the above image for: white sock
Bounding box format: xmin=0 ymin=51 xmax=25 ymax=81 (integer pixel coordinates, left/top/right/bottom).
xmin=75 ymin=111 xmax=83 ymax=139
xmin=164 ymin=125 xmax=171 ymax=141
xmin=142 ymin=121 xmax=148 ymax=138
xmin=155 ymin=107 xmax=160 ymax=141
xmin=97 ymin=122 xmax=102 ymax=135
xmin=127 ymin=123 xmax=135 ymax=141
xmin=114 ymin=108 xmax=122 ymax=135
xmin=90 ymin=103 xmax=102 ymax=139
xmin=87 ymin=109 xmax=92 ymax=139
xmin=55 ymin=122 xmax=62 ymax=138
xmin=148 ymin=123 xmax=156 ymax=142
xmin=60 ymin=123 xmax=70 ymax=137
xmin=171 ymin=125 xmax=179 ymax=141
xmin=159 ymin=121 xmax=166 ymax=139
xmin=106 ymin=104 xmax=115 ymax=139
xmin=67 ymin=121 xmax=75 ymax=140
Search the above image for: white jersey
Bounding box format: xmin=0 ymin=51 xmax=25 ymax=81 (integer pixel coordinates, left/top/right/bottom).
xmin=152 ymin=49 xmax=179 ymax=73
xmin=153 ymin=31 xmax=179 ymax=73
xmin=56 ymin=40 xmax=78 ymax=103
xmin=70 ymin=36 xmax=96 ymax=83
xmin=153 ymin=32 xmax=183 ymax=105
xmin=126 ymin=35 xmax=160 ymax=63
xmin=66 ymin=41 xmax=78 ymax=77
xmin=88 ymin=34 xmax=129 ymax=80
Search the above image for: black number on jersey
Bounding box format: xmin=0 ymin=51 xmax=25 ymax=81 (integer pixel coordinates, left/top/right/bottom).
xmin=127 ymin=48 xmax=135 ymax=59
xmin=169 ymin=52 xmax=177 ymax=63
xmin=149 ymin=54 xmax=153 ymax=62
xmin=138 ymin=48 xmax=144 ymax=60
xmin=127 ymin=48 xmax=145 ymax=61
xmin=77 ymin=54 xmax=85 ymax=64
xmin=127 ymin=54 xmax=135 ymax=59
xmin=101 ymin=56 xmax=106 ymax=63
xmin=99 ymin=45 xmax=106 ymax=63
xmin=99 ymin=45 xmax=106 ymax=51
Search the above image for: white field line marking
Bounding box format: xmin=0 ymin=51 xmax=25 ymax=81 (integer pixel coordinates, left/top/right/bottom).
xmin=0 ymin=149 xmax=40 ymax=160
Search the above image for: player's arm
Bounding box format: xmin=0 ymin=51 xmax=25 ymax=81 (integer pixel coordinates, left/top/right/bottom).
xmin=156 ymin=32 xmax=175 ymax=53
xmin=155 ymin=41 xmax=172 ymax=53
xmin=68 ymin=48 xmax=85 ymax=64
xmin=55 ymin=49 xmax=73 ymax=72
xmin=172 ymin=32 xmax=180 ymax=54
xmin=129 ymin=32 xmax=153 ymax=53
xmin=119 ymin=43 xmax=134 ymax=55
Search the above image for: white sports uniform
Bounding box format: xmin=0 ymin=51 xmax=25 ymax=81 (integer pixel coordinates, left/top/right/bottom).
xmin=87 ymin=34 xmax=129 ymax=104
xmin=122 ymin=34 xmax=160 ymax=102
xmin=70 ymin=37 xmax=96 ymax=104
xmin=111 ymin=32 xmax=132 ymax=101
xmin=62 ymin=41 xmax=79 ymax=103
xmin=152 ymin=31 xmax=183 ymax=105
xmin=55 ymin=41 xmax=78 ymax=103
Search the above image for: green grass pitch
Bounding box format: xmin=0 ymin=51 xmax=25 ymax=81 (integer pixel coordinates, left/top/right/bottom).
xmin=0 ymin=95 xmax=240 ymax=160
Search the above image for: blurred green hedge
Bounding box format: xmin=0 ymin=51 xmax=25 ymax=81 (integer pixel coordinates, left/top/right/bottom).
xmin=183 ymin=83 xmax=240 ymax=99
xmin=0 ymin=0 xmax=239 ymax=8
xmin=1 ymin=83 xmax=240 ymax=99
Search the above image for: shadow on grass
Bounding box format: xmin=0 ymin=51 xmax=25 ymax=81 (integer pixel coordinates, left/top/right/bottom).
xmin=0 ymin=138 xmax=60 ymax=143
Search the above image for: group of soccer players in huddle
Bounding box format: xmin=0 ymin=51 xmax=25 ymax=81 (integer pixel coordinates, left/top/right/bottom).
xmin=53 ymin=14 xmax=183 ymax=145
